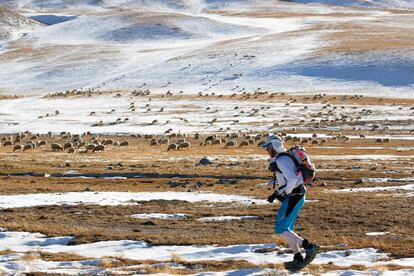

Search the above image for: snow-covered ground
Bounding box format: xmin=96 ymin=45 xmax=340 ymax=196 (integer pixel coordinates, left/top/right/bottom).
xmin=0 ymin=191 xmax=267 ymax=208
xmin=294 ymin=0 xmax=414 ymax=10
xmin=0 ymin=230 xmax=412 ymax=275
xmin=131 ymin=213 xmax=190 ymax=219
xmin=1 ymin=94 xmax=412 ymax=134
xmin=330 ymin=183 xmax=414 ymax=193
xmin=197 ymin=215 xmax=261 ymax=221
xmin=0 ymin=0 xmax=413 ymax=96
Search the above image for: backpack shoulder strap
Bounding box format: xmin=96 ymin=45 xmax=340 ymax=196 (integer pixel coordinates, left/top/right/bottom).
xmin=276 ymin=151 xmax=300 ymax=168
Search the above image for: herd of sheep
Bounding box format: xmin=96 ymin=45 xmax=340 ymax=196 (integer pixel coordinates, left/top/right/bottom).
xmin=1 ymin=131 xmax=130 ymax=154
xmin=0 ymin=128 xmax=364 ymax=155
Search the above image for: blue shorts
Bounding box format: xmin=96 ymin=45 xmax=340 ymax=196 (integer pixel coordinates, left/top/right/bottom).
xmin=275 ymin=194 xmax=305 ymax=234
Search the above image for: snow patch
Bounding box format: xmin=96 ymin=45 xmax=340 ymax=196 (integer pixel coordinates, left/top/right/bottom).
xmin=130 ymin=213 xmax=189 ymax=219
xmin=197 ymin=216 xmax=260 ymax=222
xmin=0 ymin=191 xmax=267 ymax=209
xmin=366 ymin=232 xmax=389 ymax=236
xmin=330 ymin=184 xmax=414 ymax=193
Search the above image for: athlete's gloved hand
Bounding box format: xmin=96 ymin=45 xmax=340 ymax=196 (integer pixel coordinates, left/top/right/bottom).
xmin=267 ymin=191 xmax=287 ymax=203
xmin=267 ymin=191 xmax=278 ymax=203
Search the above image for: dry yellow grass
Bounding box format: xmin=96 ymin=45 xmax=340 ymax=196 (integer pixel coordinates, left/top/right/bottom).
xmin=0 ymin=93 xmax=413 ymax=274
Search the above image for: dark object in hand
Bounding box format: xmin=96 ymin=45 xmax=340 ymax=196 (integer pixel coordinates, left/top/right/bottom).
xmin=267 ymin=191 xmax=286 ymax=203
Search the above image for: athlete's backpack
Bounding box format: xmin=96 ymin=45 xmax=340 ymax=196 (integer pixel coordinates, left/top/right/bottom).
xmin=269 ymin=144 xmax=316 ymax=184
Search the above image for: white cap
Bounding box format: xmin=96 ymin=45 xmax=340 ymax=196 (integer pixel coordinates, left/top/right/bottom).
xmin=261 ymin=134 xmax=285 ymax=153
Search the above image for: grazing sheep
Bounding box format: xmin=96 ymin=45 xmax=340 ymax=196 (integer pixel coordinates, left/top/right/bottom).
xmin=67 ymin=147 xmax=75 ymax=153
xmin=383 ymin=138 xmax=390 ymax=143
xmin=38 ymin=140 xmax=47 ymax=147
xmin=312 ymin=140 xmax=319 ymax=145
xmin=205 ymin=135 xmax=216 ymax=143
xmin=239 ymin=140 xmax=249 ymax=148
xmin=212 ymin=139 xmax=222 ymax=145
xmin=158 ymin=138 xmax=169 ymax=144
xmin=93 ymin=145 xmax=105 ymax=152
xmin=285 ymin=136 xmax=292 ymax=142
xmin=254 ymin=134 xmax=262 ymax=141
xmin=3 ymin=141 xmax=12 ymax=147
xmin=86 ymin=144 xmax=96 ymax=152
xmin=63 ymin=142 xmax=73 ymax=150
xmin=150 ymin=140 xmax=159 ymax=146
xmin=13 ymin=145 xmax=22 ymax=152
xmin=247 ymin=139 xmax=255 ymax=145
xmin=224 ymin=140 xmax=237 ymax=148
xmin=103 ymin=139 xmax=114 ymax=145
xmin=178 ymin=142 xmax=190 ymax=150
xmin=194 ymin=133 xmax=200 ymax=140
xmin=167 ymin=143 xmax=178 ymax=151
xmin=51 ymin=143 xmax=64 ymax=151
xmin=23 ymin=144 xmax=33 ymax=151
xmin=119 ymin=141 xmax=129 ymax=147
xmin=92 ymin=139 xmax=101 ymax=145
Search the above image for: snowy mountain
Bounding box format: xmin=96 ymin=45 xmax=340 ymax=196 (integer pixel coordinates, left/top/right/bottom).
xmin=2 ymin=0 xmax=414 ymax=12
xmin=292 ymin=0 xmax=414 ymax=10
xmin=0 ymin=6 xmax=40 ymax=41
xmin=0 ymin=0 xmax=413 ymax=96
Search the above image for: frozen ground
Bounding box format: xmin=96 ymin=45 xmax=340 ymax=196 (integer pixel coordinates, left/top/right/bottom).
xmin=197 ymin=215 xmax=261 ymax=221
xmin=330 ymin=183 xmax=414 ymax=193
xmin=0 ymin=0 xmax=413 ymax=96
xmin=1 ymin=94 xmax=413 ymax=134
xmin=0 ymin=230 xmax=412 ymax=275
xmin=131 ymin=213 xmax=190 ymax=219
xmin=294 ymin=0 xmax=414 ymax=10
xmin=0 ymin=191 xmax=267 ymax=209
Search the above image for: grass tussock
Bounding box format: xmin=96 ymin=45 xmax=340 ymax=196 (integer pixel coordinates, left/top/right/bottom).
xmin=0 ymin=94 xmax=413 ymax=274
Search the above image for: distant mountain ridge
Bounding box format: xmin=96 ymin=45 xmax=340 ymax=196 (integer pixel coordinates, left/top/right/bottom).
xmin=0 ymin=6 xmax=40 ymax=41
xmin=291 ymin=0 xmax=414 ymax=10
xmin=1 ymin=0 xmax=414 ymax=12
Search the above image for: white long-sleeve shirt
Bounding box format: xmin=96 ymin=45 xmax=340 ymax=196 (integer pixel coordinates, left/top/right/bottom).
xmin=276 ymin=155 xmax=304 ymax=195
